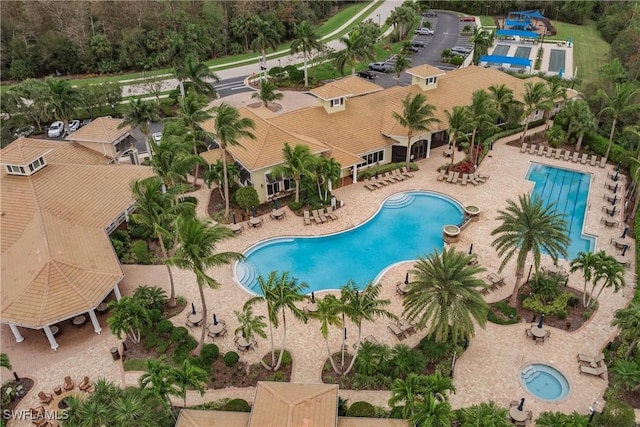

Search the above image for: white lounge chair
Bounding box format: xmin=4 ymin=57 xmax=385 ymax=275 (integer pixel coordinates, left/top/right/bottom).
xmin=520 ymin=143 xmax=528 ymax=153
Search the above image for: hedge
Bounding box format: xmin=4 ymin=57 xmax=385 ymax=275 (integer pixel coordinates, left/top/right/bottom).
xmin=583 ymin=131 xmax=633 ymax=167
xmin=347 ymin=401 xmax=376 ymax=417
xmin=357 ymin=162 xmax=418 ymax=181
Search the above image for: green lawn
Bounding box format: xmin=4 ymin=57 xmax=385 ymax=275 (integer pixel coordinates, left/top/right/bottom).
xmin=545 ymin=19 xmax=610 ymax=86
xmin=479 ymin=15 xmax=497 ymax=27
xmin=316 ymin=2 xmax=372 ymax=38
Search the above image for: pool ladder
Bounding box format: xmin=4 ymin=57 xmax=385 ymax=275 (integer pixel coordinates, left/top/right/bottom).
xmin=521 ymin=367 xmax=540 ymax=383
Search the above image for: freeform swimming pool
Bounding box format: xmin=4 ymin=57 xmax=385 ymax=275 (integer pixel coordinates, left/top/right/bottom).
xmin=521 ymin=364 xmax=570 ymax=401
xmin=526 ymin=164 xmax=595 ymax=259
xmin=235 ymin=191 xmax=464 ymax=294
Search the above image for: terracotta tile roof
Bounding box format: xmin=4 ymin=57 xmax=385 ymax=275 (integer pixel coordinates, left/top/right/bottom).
xmin=175 ymin=410 xmax=250 ymax=427
xmin=249 ymin=382 xmax=338 ymax=427
xmin=200 ymin=149 xmax=234 ymax=165
xmin=311 ymin=76 xmax=383 ymax=100
xmin=66 ymin=117 xmax=131 ymax=144
xmin=406 ymin=64 xmax=447 ymax=79
xmin=0 ymin=139 xmax=52 ymax=165
xmin=0 ymin=140 xmax=153 ymax=328
xmin=338 ymin=418 xmax=410 ymax=427
xmin=200 ymin=107 xmax=331 ymax=171
xmin=1 ymin=138 xmax=113 ymax=165
xmin=325 ymin=146 xmax=367 ymax=169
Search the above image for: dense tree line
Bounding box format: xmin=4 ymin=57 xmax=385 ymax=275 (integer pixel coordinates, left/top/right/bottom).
xmin=0 ymin=0 xmax=354 ymax=80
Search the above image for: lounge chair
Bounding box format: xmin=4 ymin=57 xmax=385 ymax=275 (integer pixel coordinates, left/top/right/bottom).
xmin=520 ymin=143 xmax=528 ymax=153
xmin=363 ymin=178 xmax=377 ymax=191
xmin=381 ymin=172 xmax=396 ymax=184
xmin=590 ymin=155 xmax=598 ymax=166
xmin=580 ymin=153 xmax=588 ymax=164
xmin=577 ymin=353 xmax=605 ymax=366
xmin=388 ymin=323 xmax=406 ymax=340
xmin=546 ymin=147 xmax=554 ymax=157
xmin=528 ymin=144 xmax=536 ymax=154
xmin=303 ymin=210 xmax=312 ymax=226
xmin=461 ymin=173 xmax=468 ymax=185
xmin=537 ymin=145 xmax=545 ymax=156
xmin=373 ymin=176 xmax=388 ymax=186
xmin=447 ymin=171 xmax=456 ymax=183
xmin=312 ymin=209 xmax=326 ymax=224
xmin=563 ymin=150 xmax=571 ymax=161
xmin=63 ymin=376 xmax=74 ymax=391
xmin=325 ymin=206 xmax=338 ymax=220
xmin=437 ymin=169 xmax=447 ymax=181
xmin=571 ymin=152 xmax=580 ymax=162
xmin=78 ymin=376 xmax=91 ymax=392
xmin=400 ymin=166 xmax=414 ymax=178
xmin=599 ymin=157 xmax=606 ymax=168
xmin=38 ymin=391 xmax=53 ymax=404
xmin=579 ymin=364 xmax=607 ymax=378
xmin=555 ymin=149 xmax=562 ymax=159
xmin=391 ymin=169 xmax=406 ymax=181
xmin=472 ymin=173 xmax=485 ymax=183
xmin=398 ymin=318 xmax=416 ymax=335
xmin=468 ymin=174 xmax=479 ymax=186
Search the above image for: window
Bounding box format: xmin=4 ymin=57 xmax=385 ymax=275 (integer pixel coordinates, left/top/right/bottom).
xmin=265 ymin=173 xmax=295 ymax=198
xmin=330 ymin=98 xmax=343 ymax=107
xmin=6 ymin=165 xmax=26 ymax=175
xmin=534 ymin=109 xmax=540 ymax=119
xmin=427 ymin=76 xmax=437 ymax=84
xmin=360 ymin=150 xmax=384 ymax=167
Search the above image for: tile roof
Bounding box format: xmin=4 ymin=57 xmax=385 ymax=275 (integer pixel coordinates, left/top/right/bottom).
xmin=200 ymin=149 xmax=234 ymax=165
xmin=66 ymin=117 xmax=131 ymax=144
xmin=0 ymin=139 xmax=153 ymax=328
xmin=249 ymin=382 xmax=338 ymax=427
xmin=310 ymin=76 xmax=384 ymax=100
xmin=0 ymin=140 xmax=52 ymax=165
xmin=406 ymin=64 xmax=447 ymax=79
xmin=175 ymin=410 xmax=250 ymax=427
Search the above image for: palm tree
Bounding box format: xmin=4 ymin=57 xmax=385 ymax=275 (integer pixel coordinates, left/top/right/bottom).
xmin=395 ymin=5 xmax=417 ymax=39
xmin=204 ymin=160 xmax=239 ymax=200
xmin=597 ymin=83 xmax=640 ymax=160
xmin=423 ymin=371 xmax=456 ymax=402
xmin=245 ymin=271 xmax=279 ymax=370
xmin=589 ymin=252 xmax=625 ymax=308
xmin=392 ymin=93 xmax=441 ymax=167
xmin=120 ymin=98 xmax=160 ymax=161
xmin=403 ymin=247 xmax=488 ymax=343
xmin=354 ymin=341 xmax=390 ymax=376
xmin=176 ymin=93 xmax=212 ymax=187
xmin=107 ymin=296 xmax=151 ymax=343
xmin=529 ymin=271 xmax=563 ymax=304
xmin=389 ymin=373 xmax=429 ymax=419
xmin=271 ymin=142 xmax=314 ymax=203
xmin=389 ymin=344 xmax=426 ymax=378
xmin=208 ymin=103 xmax=256 ymax=219
xmin=610 ymin=359 xmax=640 ymax=391
xmin=520 ymin=81 xmax=552 ymax=142
xmin=150 ymin=132 xmax=202 ymax=190
xmin=334 ymin=30 xmax=376 ymax=76
xmin=444 ymin=106 xmax=471 ymax=166
xmin=234 ymin=305 xmax=268 ymax=343
xmin=543 ymin=80 xmax=567 ymax=129
xmin=342 ymin=281 xmax=396 ymax=375
xmin=612 ymin=301 xmax=640 ymax=358
xmin=173 ymin=53 xmax=219 ymax=100
xmin=467 ymin=89 xmax=499 ymax=166
xmin=170 ymin=359 xmax=207 ymax=409
xmin=536 ymin=411 xmax=589 ymax=427
xmin=111 ymin=388 xmax=150 ymax=426
xmin=470 ymin=28 xmax=495 ymax=64
xmin=394 ymin=54 xmax=412 ymax=85
xmin=311 ymin=294 xmax=343 ymax=374
xmin=139 ymin=357 xmax=179 ymax=418
xmin=290 ymin=21 xmax=323 ymax=87
xmin=459 ymin=401 xmax=509 ymax=427
xmin=252 ymin=18 xmax=281 ymax=77
xmin=252 ymin=79 xmax=284 ymax=108
xmin=130 ymin=177 xmax=194 ymax=307
xmin=491 ymin=194 xmax=570 ymax=307
xmin=561 ymin=100 xmax=596 ymax=151
xmin=0 ymin=353 xmax=11 ymax=370
xmin=410 ymin=394 xmax=452 ymax=427
xmin=168 ymin=216 xmax=243 ymax=355
xmin=570 ymin=251 xmax=601 ymax=307
xmin=46 ymin=77 xmax=82 ymax=135
xmin=488 ymin=83 xmax=522 ymax=128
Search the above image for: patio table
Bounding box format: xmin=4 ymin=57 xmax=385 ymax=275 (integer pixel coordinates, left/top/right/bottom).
xmin=615 ymin=256 xmax=630 ymax=267
xmin=188 ymin=312 xmax=203 ymax=326
xmin=207 ymin=322 xmax=225 ymax=336
xmin=531 ymin=326 xmax=546 ymax=338
xmin=249 ymin=217 xmax=262 ymax=227
xmin=611 ymin=239 xmax=627 ymax=249
xmin=509 ymin=407 xmax=528 ymax=422
xmin=270 ymin=209 xmax=285 ymax=220
xmin=229 ymin=223 xmax=242 ymax=233
xmin=305 ymin=302 xmax=318 ymax=313
xmin=72 ymin=315 xmax=86 ymax=327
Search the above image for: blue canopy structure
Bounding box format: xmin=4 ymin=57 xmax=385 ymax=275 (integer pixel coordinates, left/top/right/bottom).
xmin=509 ymin=10 xmax=546 ymax=20
xmin=479 ymin=55 xmax=532 ymax=67
xmin=496 ymin=29 xmax=539 ymax=39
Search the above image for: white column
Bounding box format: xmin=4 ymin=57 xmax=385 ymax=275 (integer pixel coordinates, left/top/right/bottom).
xmin=9 ymin=324 xmax=24 ymax=343
xmin=113 ymin=284 xmax=122 ymax=300
xmin=124 ymin=210 xmax=129 ymax=223
xmin=43 ymin=326 xmax=59 ymax=351
xmin=426 ymin=137 xmax=432 ymax=159
xmin=88 ymin=310 xmax=101 ymax=334
xmin=352 ymin=166 xmax=357 ymax=183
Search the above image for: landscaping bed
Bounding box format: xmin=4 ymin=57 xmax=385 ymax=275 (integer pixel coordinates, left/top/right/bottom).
xmin=1 ymin=378 xmax=34 ymax=415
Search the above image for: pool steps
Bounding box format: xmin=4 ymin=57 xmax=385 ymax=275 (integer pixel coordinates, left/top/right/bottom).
xmin=521 ymin=367 xmax=541 ymax=383
xmin=384 ymin=193 xmax=415 ymax=209
xmin=237 ymin=262 xmax=259 ymax=290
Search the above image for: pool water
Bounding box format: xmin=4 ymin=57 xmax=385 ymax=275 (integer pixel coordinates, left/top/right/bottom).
xmin=526 ymin=164 xmax=595 ymax=259
xmin=549 ymin=49 xmax=566 ymax=73
xmin=521 ymin=364 xmax=570 ymax=401
xmin=236 ymin=192 xmax=464 ymax=294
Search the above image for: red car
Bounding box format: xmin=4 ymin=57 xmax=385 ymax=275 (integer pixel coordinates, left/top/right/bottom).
xmin=460 ymin=17 xmax=476 ymax=22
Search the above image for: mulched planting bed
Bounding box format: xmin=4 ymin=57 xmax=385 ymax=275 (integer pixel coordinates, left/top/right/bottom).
xmin=1 ymin=378 xmax=34 ymax=415
xmin=207 ymin=190 xmax=294 ymax=223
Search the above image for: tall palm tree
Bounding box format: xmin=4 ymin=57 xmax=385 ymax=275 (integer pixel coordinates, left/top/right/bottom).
xmin=272 ymin=142 xmax=314 ymax=203
xmin=204 ymin=160 xmax=239 ymax=201
xmin=245 ymin=271 xmax=280 ymax=370
xmin=543 ymin=80 xmax=567 ymax=129
xmin=176 ymin=93 xmax=212 ymax=187
xmin=120 ymin=98 xmax=160 ymax=161
xmin=342 ymin=281 xmax=396 ymax=375
xmin=251 ymin=79 xmax=284 ymax=108
xmin=334 ymin=30 xmax=376 ymax=76
xmin=488 ymin=83 xmax=522 ymax=128
xmin=392 ymin=93 xmax=441 ymax=167
xmin=173 ymin=53 xmax=219 ymax=100
xmin=491 ymin=194 xmax=570 ymax=307
xmin=170 ymin=359 xmax=207 ymax=409
xmin=590 ymin=252 xmax=625 ymax=307
xmin=467 ymin=89 xmax=499 ymax=166
xmin=444 ymin=106 xmax=471 ymax=166
xmin=460 ymin=401 xmax=510 ymax=427
xmin=611 ymin=301 xmax=640 ymax=358
xmin=234 ymin=305 xmax=268 ymax=343
xmin=168 ymin=216 xmax=243 ymax=355
xmin=252 ymin=18 xmax=281 ymax=77
xmin=520 ymin=81 xmax=552 ymax=142
xmin=570 ymin=251 xmax=600 ymax=307
xmin=290 ymin=21 xmax=323 ymax=87
xmin=139 ymin=357 xmax=179 ymax=418
xmin=46 ymin=77 xmax=82 ymax=135
xmin=208 ymin=103 xmax=256 ymax=218
xmin=470 ymin=28 xmax=495 ymax=64
xmin=403 ymin=247 xmax=488 ymax=343
xmin=130 ymin=177 xmax=194 ymax=307
xmin=149 ymin=132 xmax=202 ymax=190
xmin=561 ymin=99 xmax=596 ymax=151
xmin=597 ymin=83 xmax=640 ymax=160
xmin=107 ymin=296 xmax=151 ymax=343
xmin=394 ymin=54 xmax=412 ymax=85
xmin=410 ymin=394 xmax=452 ymax=427
xmin=311 ymin=294 xmax=343 ymax=374
xmin=395 ymin=5 xmax=417 ymax=39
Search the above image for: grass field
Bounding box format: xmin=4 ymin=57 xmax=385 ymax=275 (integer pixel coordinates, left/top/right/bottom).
xmin=478 ymin=15 xmax=497 ymax=27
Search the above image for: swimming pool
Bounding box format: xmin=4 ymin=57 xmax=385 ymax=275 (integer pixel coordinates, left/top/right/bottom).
xmin=525 ymin=164 xmax=595 ymax=259
xmin=549 ymin=49 xmax=566 ymax=73
xmin=521 ymin=364 xmax=570 ymax=401
xmin=235 ymin=192 xmax=464 ymax=294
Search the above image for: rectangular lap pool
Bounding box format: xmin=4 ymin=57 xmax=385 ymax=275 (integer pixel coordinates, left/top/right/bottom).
xmin=526 ymin=164 xmax=595 ymax=259
xmin=549 ymin=49 xmax=566 ymax=72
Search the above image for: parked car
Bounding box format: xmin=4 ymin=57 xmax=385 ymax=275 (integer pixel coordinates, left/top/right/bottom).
xmin=415 ymin=27 xmax=434 ymax=36
xmin=451 ymin=46 xmax=472 ymax=55
xmin=368 ymin=62 xmax=393 ymax=72
xmin=151 ymin=132 xmax=163 ymax=144
xmin=412 ymin=40 xmax=426 ymax=48
xmin=460 ymin=16 xmax=476 ymax=22
xmin=356 ymin=70 xmax=377 ymax=80
xmin=47 ymin=121 xmax=65 ymax=138
xmin=422 ymin=11 xmax=437 ymax=17
xmin=68 ymin=120 xmax=80 ymax=132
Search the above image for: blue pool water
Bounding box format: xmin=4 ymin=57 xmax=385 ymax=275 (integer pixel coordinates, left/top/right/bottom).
xmin=521 ymin=364 xmax=570 ymax=401
xmin=236 ymin=192 xmax=464 ymax=294
xmin=526 ymin=164 xmax=595 ymax=259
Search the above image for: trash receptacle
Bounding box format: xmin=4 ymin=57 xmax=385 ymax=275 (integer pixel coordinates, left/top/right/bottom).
xmin=110 ymin=347 xmax=120 ymax=361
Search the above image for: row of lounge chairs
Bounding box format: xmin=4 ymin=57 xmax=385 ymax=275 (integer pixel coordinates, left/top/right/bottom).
xmin=437 ymin=170 xmax=490 ymax=185
xmin=388 ymin=318 xmax=416 ymax=340
xmin=577 ymin=353 xmax=607 ymax=378
xmin=480 ymin=272 xmax=506 ymax=295
xmin=303 ymin=207 xmax=338 ymax=225
xmin=521 ymin=143 xmax=606 ymax=168
xmin=363 ymin=167 xmax=414 ymax=191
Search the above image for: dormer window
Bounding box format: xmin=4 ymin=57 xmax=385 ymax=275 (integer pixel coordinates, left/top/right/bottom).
xmin=427 ymin=77 xmax=437 ymax=85
xmin=330 ymin=98 xmax=343 ymax=107
xmin=5 ymin=156 xmax=47 ymax=176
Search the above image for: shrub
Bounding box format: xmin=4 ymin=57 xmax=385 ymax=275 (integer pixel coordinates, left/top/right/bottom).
xmin=131 ymin=240 xmax=152 ymax=264
xmin=419 ymin=337 xmax=451 ymax=362
xmin=593 ymin=393 xmax=636 ymax=427
xmin=522 ymin=292 xmax=571 ymax=316
xmin=156 ymin=339 xmax=170 ymax=353
xmin=450 ymin=55 xmax=465 ymax=66
xmin=347 ymin=401 xmax=376 ymax=417
xmin=200 ymin=344 xmax=220 ymax=365
xmin=157 ymin=319 xmax=174 ymax=335
xmin=267 ymin=371 xmax=286 ymax=382
xmin=179 ymin=196 xmax=198 ymax=206
xmin=288 ymin=201 xmax=303 ymax=213
xmin=545 ymin=125 xmax=566 ymax=148
xmin=148 ymin=308 xmax=163 ymax=323
xmin=144 ymin=332 xmax=159 ymax=349
xmin=557 ymin=309 xmax=568 ymax=320
xmin=223 ymin=399 xmax=251 ymax=412
xmin=234 ymin=186 xmax=260 ymax=213
xmin=390 ymin=406 xmax=405 ymax=419
xmin=172 ymin=336 xmax=197 ymax=364
xmin=357 ymin=162 xmax=416 ymax=180
xmin=171 ymin=326 xmax=189 ymax=342
xmin=223 ymin=351 xmax=240 ymax=367
xmin=284 ymin=65 xmax=303 ymax=83
xmin=111 ymin=230 xmax=131 ymax=250
xmin=280 ymin=350 xmax=292 ymax=367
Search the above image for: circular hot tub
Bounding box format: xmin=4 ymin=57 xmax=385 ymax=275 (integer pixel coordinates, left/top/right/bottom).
xmin=521 ymin=364 xmax=570 ymax=401
xmin=442 ymin=225 xmax=461 ymax=244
